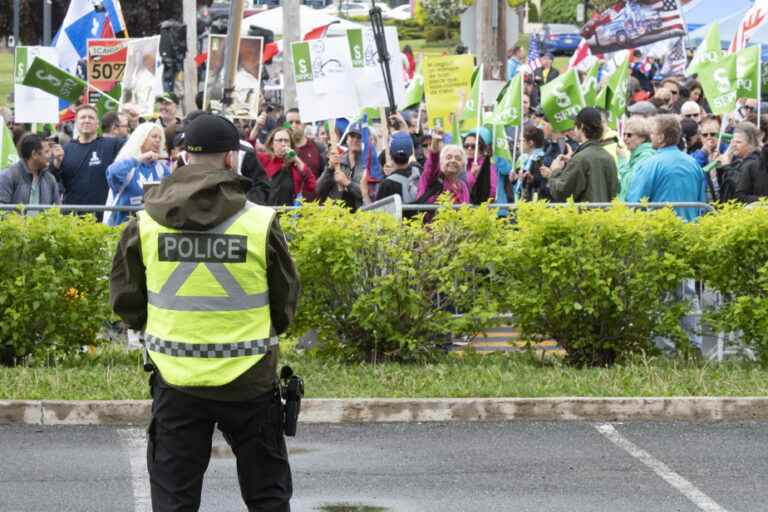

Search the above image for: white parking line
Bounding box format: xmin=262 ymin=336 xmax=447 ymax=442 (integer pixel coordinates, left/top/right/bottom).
xmin=595 ymin=424 xmax=729 ymax=512
xmin=118 ymin=428 xmax=152 ymax=512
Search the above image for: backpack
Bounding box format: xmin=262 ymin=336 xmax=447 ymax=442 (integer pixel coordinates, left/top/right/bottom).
xmin=386 ymin=166 xmax=421 ymax=204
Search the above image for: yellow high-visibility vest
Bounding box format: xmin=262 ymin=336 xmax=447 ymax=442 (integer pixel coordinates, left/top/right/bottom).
xmin=138 ymin=202 xmax=276 ymax=387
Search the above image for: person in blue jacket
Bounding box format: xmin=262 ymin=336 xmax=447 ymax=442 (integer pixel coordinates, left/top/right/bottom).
xmin=626 ymin=114 xmax=706 ymax=222
xmin=104 ymin=122 xmax=172 ymax=226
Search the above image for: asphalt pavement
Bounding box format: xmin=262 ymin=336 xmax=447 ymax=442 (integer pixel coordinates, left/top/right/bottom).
xmin=1 ymin=421 xmax=766 ymax=512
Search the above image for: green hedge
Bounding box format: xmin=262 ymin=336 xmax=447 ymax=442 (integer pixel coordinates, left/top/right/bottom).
xmin=4 ymin=202 xmax=768 ymax=366
xmin=0 ymin=211 xmax=119 ymax=365
xmin=690 ymin=203 xmax=768 ymax=365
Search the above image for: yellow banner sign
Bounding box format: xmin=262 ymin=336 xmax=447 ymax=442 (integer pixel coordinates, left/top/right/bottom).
xmin=423 ymin=54 xmax=475 ymax=130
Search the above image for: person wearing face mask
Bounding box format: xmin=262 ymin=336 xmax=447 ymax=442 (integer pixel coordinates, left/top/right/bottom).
xmin=104 ymin=123 xmax=173 ymax=226
xmin=540 ymin=107 xmax=619 ymax=202
xmin=109 ymin=113 xmax=299 ymax=512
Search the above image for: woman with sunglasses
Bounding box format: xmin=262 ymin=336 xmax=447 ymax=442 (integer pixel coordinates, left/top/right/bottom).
xmin=255 ymin=127 xmax=316 ymax=205
xmin=714 ymin=121 xmax=762 ymax=203
xmin=616 ymin=116 xmax=655 ymax=201
xmin=461 ymin=128 xmax=497 ymax=204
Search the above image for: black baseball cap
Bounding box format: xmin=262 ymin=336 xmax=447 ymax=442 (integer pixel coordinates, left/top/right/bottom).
xmin=184 ymin=114 xmax=240 ymax=154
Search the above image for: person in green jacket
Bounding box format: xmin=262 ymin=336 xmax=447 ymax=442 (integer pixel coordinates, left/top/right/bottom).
xmin=541 ymin=107 xmax=619 ymax=202
xmin=617 ymin=115 xmax=656 ymax=201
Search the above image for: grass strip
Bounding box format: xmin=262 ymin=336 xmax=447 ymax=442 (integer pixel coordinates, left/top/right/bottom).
xmin=2 ymin=346 xmax=768 ymax=400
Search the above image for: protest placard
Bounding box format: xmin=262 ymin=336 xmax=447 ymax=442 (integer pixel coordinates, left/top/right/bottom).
xmin=0 ymin=116 xmax=19 ymax=169
xmin=423 ymin=54 xmax=474 ymax=129
xmin=22 ymin=57 xmax=88 ymax=104
xmin=120 ymin=36 xmax=161 ymax=116
xmin=204 ymin=34 xmax=264 ymax=120
xmin=13 ymin=46 xmax=60 ymax=124
xmin=346 ymin=26 xmax=407 ymax=109
xmin=87 ymin=39 xmax=128 ymax=106
xmin=292 ymin=38 xmax=361 ymax=123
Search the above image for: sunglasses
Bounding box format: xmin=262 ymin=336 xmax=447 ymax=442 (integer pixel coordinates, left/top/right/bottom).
xmin=463 ymin=144 xmax=475 ymax=150
xmin=701 ymin=132 xmax=718 ymax=137
xmin=684 ymin=113 xmax=700 ymax=118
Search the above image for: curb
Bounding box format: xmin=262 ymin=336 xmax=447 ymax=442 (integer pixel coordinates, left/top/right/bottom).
xmin=2 ymin=397 xmax=768 ymax=425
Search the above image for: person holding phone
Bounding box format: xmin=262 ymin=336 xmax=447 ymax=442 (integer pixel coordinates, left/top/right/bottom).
xmin=255 ymin=127 xmax=315 ymax=206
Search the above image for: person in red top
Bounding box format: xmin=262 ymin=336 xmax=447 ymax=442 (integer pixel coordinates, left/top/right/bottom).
xmin=256 ymin=127 xmax=316 ymax=205
xmin=402 ymin=45 xmax=416 ymax=81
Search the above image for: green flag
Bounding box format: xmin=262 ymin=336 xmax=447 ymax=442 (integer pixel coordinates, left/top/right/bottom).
xmin=22 ymin=57 xmax=87 ymax=103
xmin=460 ymin=65 xmax=482 ymax=127
xmin=699 ymin=53 xmax=739 ymax=115
xmin=606 ymin=56 xmax=630 ymax=130
xmin=95 ymin=83 xmax=121 ymax=127
xmin=450 ymin=113 xmax=461 ymax=145
xmin=541 ymin=69 xmax=585 ymax=132
xmin=491 ymin=73 xmax=523 ymax=127
xmin=403 ymin=60 xmax=424 ymax=108
xmin=686 ymin=22 xmax=723 ymax=77
xmin=594 ymin=86 xmax=608 ymax=111
xmin=736 ymin=45 xmax=760 ymax=100
xmin=492 ymin=124 xmax=512 ymax=162
xmin=0 ymin=117 xmax=19 ymax=169
xmin=581 ymin=61 xmax=601 ymax=108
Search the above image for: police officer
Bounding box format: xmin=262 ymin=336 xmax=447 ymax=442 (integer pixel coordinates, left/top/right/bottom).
xmin=109 ymin=113 xmax=299 ymax=512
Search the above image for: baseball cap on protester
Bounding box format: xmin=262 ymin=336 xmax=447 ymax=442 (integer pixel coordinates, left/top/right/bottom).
xmin=156 ymin=92 xmax=179 ymax=104
xmin=389 ymin=132 xmax=414 ymax=160
xmin=184 ymin=113 xmax=240 ymax=154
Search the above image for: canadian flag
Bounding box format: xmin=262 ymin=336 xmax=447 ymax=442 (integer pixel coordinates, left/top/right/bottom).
xmin=568 ymin=38 xmax=604 ymax=71
xmin=730 ymin=0 xmax=768 ymax=53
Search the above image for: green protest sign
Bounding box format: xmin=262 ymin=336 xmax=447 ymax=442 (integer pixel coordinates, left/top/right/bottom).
xmin=699 ymin=53 xmax=739 ymax=115
xmin=541 ymin=69 xmax=585 ymax=132
xmin=292 ymin=42 xmax=314 ymax=83
xmin=736 ymin=45 xmax=760 ymax=100
xmin=404 ymin=60 xmax=424 ymax=108
xmin=1 ymin=117 xmax=19 ymax=169
xmin=460 ymin=65 xmax=482 ymax=128
xmin=582 ymin=61 xmax=601 ymax=108
xmin=606 ymin=57 xmax=629 ymax=130
xmin=347 ymin=29 xmax=364 ymax=68
xmin=686 ymin=22 xmax=723 ymax=77
xmin=22 ymin=57 xmax=87 ymax=103
xmin=491 ymin=73 xmax=522 ymax=127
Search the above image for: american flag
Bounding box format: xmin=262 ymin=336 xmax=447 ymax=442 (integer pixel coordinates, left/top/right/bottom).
xmin=528 ymin=34 xmax=543 ymax=72
xmin=730 ymin=0 xmax=768 ymax=53
xmin=651 ymin=0 xmax=685 ymax=33
xmin=660 ymin=37 xmax=686 ymax=76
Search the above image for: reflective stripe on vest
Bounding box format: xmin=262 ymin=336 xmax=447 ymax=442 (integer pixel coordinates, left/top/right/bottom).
xmin=146 ymin=205 xmax=269 ymax=312
xmin=139 ymin=202 xmax=275 ymax=387
xmin=145 ymin=334 xmax=279 ymax=358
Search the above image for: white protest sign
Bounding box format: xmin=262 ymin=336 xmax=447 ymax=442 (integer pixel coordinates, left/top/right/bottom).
xmin=14 ymin=46 xmax=60 ymax=123
xmin=120 ymin=36 xmax=162 ymax=117
xmin=292 ymin=38 xmax=361 ymax=123
xmin=346 ymin=26 xmax=407 ymax=109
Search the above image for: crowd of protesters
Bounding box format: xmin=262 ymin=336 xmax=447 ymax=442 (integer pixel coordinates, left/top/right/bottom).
xmin=3 ymin=44 xmax=768 ymax=226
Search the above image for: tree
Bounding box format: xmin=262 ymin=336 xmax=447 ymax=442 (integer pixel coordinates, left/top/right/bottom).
xmin=422 ymin=0 xmax=466 ymax=26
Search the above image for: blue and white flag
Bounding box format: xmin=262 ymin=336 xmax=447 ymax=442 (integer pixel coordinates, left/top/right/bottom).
xmin=53 ymin=0 xmax=107 ymax=72
xmin=102 ymin=0 xmax=127 ymax=35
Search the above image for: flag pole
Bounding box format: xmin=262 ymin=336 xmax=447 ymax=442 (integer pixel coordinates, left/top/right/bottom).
xmin=473 ymin=64 xmax=484 ymax=165
xmin=758 ymin=51 xmax=762 ymax=130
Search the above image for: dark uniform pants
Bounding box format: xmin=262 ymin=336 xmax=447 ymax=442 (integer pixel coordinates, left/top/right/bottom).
xmin=147 ymin=374 xmax=292 ymax=512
